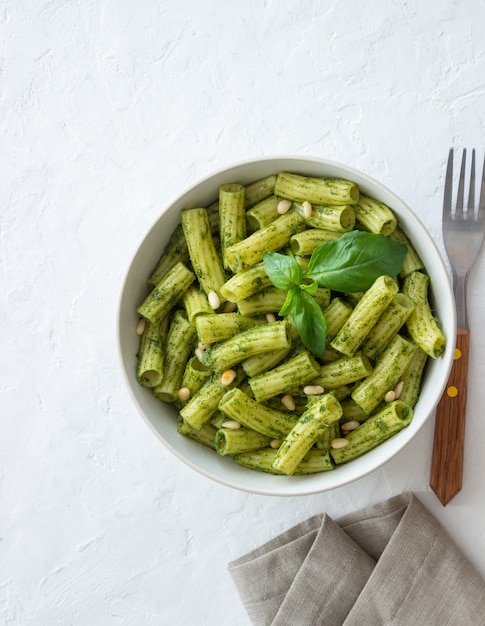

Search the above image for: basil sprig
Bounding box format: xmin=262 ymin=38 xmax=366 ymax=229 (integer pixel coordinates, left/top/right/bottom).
xmin=263 ymin=231 xmax=407 ymax=358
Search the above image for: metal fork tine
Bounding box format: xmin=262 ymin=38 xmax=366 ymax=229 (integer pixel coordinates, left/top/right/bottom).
xmin=443 ymin=148 xmax=454 ymax=226
xmin=479 ymin=154 xmax=485 ymax=225
xmin=456 ymin=148 xmax=466 ymax=219
xmin=468 ymin=149 xmax=475 ymax=218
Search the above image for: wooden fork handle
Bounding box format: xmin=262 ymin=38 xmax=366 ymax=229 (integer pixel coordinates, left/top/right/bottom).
xmin=430 ymin=329 xmax=469 ymax=506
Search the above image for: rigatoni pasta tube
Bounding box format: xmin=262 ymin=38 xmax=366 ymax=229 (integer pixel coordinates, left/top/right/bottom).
xmin=272 ymin=393 xmax=343 ymax=475
xmin=181 ymin=208 xmax=226 ymax=299
xmin=355 ymin=195 xmax=396 ymax=236
xmin=195 ymin=313 xmax=263 ymax=345
xmin=274 ymin=172 xmax=359 ymax=206
xmin=136 ymin=320 xmax=165 ymax=388
xmin=389 ymin=226 xmax=425 ymax=278
xmin=361 ymin=293 xmax=415 ymax=361
xmin=201 ymin=321 xmax=290 ymax=372
xmin=248 ymin=351 xmax=321 ymax=402
xmin=402 ymin=271 xmax=446 ymax=358
xmin=331 ymin=275 xmax=399 ymax=357
xmin=137 ymin=261 xmax=195 ymax=326
xmin=220 ymin=262 xmax=272 ymax=302
xmin=244 ymin=174 xmax=277 ymax=208
xmin=246 ymin=196 xmax=280 ymax=230
xmin=219 ymin=183 xmax=246 ymax=270
xmin=180 ymin=369 xmax=244 ymax=430
xmin=224 ymin=210 xmax=305 ymax=272
xmin=214 ymin=428 xmax=272 ymax=456
xmin=292 ymin=201 xmax=356 ymax=232
xmin=182 ymin=285 xmax=213 ymax=324
xmin=148 ymin=223 xmax=190 ymax=287
xmin=218 ymin=388 xmax=298 ymax=438
xmin=311 ymin=353 xmax=373 ymax=390
xmin=234 ymin=447 xmax=334 ymax=474
xmin=398 ymin=347 xmax=429 ymax=407
xmin=177 ymin=417 xmax=217 ymax=450
xmin=351 ymin=334 xmax=418 ymax=414
xmin=236 ymin=287 xmax=287 ymax=316
xmin=290 ymin=229 xmax=341 ymax=256
xmin=153 ymin=310 xmax=196 ymax=402
xmin=330 ymin=400 xmax=413 ymax=465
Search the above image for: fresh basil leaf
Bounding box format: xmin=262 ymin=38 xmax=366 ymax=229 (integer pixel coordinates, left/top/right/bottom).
xmin=279 ymin=288 xmax=297 ymax=316
xmin=299 ymin=280 xmax=319 ymax=295
xmin=281 ymin=288 xmax=327 ymax=358
xmin=263 ymin=252 xmax=303 ymax=291
xmin=306 ymin=231 xmax=407 ymax=292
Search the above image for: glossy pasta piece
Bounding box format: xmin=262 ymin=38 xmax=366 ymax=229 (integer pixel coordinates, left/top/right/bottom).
xmin=246 ymin=195 xmax=280 ymax=230
xmin=220 ymin=262 xmax=272 ymax=302
xmin=137 ymin=261 xmax=195 ymax=325
xmin=272 ymin=393 xmax=343 ymax=475
xmin=214 ymin=428 xmax=272 ymax=456
xmin=351 ymin=334 xmax=418 ymax=414
xmin=398 ymin=347 xmax=429 ymax=407
xmin=244 ymin=174 xmax=277 ymax=209
xmin=219 ymin=183 xmax=246 ymax=270
xmin=274 ymin=172 xmax=359 ymax=206
xmin=312 ymin=353 xmax=373 ymax=390
xmin=330 ymin=400 xmax=413 ymax=464
xmin=354 ymin=195 xmax=397 ymax=236
xmin=182 ymin=285 xmax=213 ymax=325
xmin=233 ymin=447 xmax=334 ymax=474
xmin=195 ymin=313 xmax=263 ymax=345
xmin=136 ymin=320 xmax=165 ymax=388
xmin=403 ymin=271 xmax=446 ymax=358
xmin=293 ymin=201 xmax=356 ymax=232
xmin=290 ymin=229 xmax=342 ymax=256
xmin=177 ymin=417 xmax=217 ymax=450
xmin=331 ymin=275 xmax=399 ymax=357
xmin=389 ymin=226 xmax=425 ymax=278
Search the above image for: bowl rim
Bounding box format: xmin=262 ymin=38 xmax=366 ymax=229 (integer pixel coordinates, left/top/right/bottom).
xmin=116 ymin=154 xmax=456 ymax=496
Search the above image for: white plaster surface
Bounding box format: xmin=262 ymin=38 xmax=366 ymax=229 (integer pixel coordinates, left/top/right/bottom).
xmin=2 ymin=1 xmax=485 ymax=624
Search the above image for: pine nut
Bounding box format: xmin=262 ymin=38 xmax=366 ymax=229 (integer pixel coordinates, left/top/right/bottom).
xmin=265 ymin=312 xmax=276 ymax=323
xmin=303 ymin=385 xmax=324 ymax=396
xmin=331 ymin=438 xmax=349 ymax=449
xmin=277 ymin=199 xmax=292 ymax=214
xmin=177 ymin=387 xmax=191 ymax=402
xmin=222 ymin=301 xmax=237 ymax=313
xmin=195 ymin=347 xmax=205 ymax=362
xmin=281 ymin=394 xmax=296 ymax=411
xmin=221 ymin=420 xmax=241 ymax=430
xmin=302 ymin=200 xmax=312 ymax=219
xmin=208 ymin=290 xmax=220 ymax=310
xmin=220 ymin=369 xmax=237 ymax=386
xmin=341 ymin=420 xmax=360 ymax=432
xmin=394 ymin=380 xmax=404 ymax=399
xmin=136 ymin=318 xmax=146 ymax=335
xmin=198 ymin=342 xmax=207 ymax=351
xmin=384 ymin=390 xmax=396 ymax=403
xmin=270 ymin=439 xmax=282 ymax=448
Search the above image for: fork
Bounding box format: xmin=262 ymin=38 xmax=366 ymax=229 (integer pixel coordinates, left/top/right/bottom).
xmin=430 ymin=148 xmax=485 ymax=506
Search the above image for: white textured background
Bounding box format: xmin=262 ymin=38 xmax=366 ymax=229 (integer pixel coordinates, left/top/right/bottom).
xmin=2 ymin=1 xmax=485 ymax=624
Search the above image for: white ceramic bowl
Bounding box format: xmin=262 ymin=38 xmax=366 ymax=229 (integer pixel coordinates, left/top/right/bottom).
xmin=117 ymin=156 xmax=456 ymax=496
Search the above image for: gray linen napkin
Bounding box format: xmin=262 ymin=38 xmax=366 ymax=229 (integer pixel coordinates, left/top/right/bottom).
xmin=228 ymin=493 xmax=485 ymax=626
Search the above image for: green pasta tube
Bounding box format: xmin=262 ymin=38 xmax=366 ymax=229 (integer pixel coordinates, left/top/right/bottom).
xmin=241 ymin=347 xmax=291 ymax=378
xmin=181 ymin=208 xmax=226 ymax=300
xmin=402 ymin=271 xmax=446 ymax=358
xmin=274 ymin=172 xmax=359 ymax=206
xmin=201 ymin=321 xmax=290 ymax=372
xmin=339 ymin=398 xmax=369 ymax=423
xmin=330 ymin=400 xmax=413 ymax=464
xmin=361 ymin=293 xmax=415 ymax=360
xmin=182 ymin=285 xmax=213 ymax=324
xmin=219 ymin=183 xmax=246 ymax=270
xmin=314 ymin=420 xmax=341 ymax=450
xmin=351 ymin=334 xmax=419 ymax=414
xmin=290 ymin=228 xmax=342 ymax=256
xmin=272 ymin=393 xmax=343 ymax=475
xmin=137 ymin=261 xmax=195 ymax=325
xmin=354 ymin=195 xmax=397 ymax=236
xmin=224 ymin=210 xmax=306 ymax=272
xmin=233 ymin=447 xmax=334 ymax=474
xmin=292 ymin=201 xmax=356 ymax=232
xmin=331 ymin=275 xmax=399 ymax=357
xmin=398 ymin=347 xmax=429 ymax=407
xmin=136 ymin=320 xmax=165 ymax=387
xmin=148 ymin=223 xmax=190 ymax=287
xmin=218 ymin=387 xmax=298 ymax=438
xmin=177 ymin=417 xmax=217 ymax=450
xmin=246 ymin=196 xmax=280 ymax=230
xmin=388 ymin=227 xmax=425 ymax=278
xmin=236 ymin=287 xmax=287 ymax=316
xmin=244 ymin=174 xmax=277 ymax=208
xmin=214 ymin=428 xmax=272 ymax=456
xmin=180 ymin=369 xmax=245 ymax=430
xmin=249 ymin=351 xmax=321 ymax=402
xmin=323 ymin=297 xmax=353 ymax=341
xmin=312 ymin=353 xmax=373 ymax=390
xmin=153 ymin=310 xmax=197 ymax=402
xmin=179 ymin=356 xmax=211 ymax=403
xmin=220 ymin=262 xmax=272 ymax=302
xmin=195 ymin=313 xmax=263 ymax=345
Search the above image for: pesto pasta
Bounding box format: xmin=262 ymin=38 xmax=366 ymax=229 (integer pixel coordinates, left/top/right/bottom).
xmin=134 ymin=169 xmax=446 ymax=477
